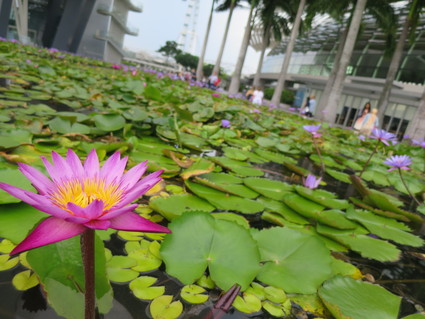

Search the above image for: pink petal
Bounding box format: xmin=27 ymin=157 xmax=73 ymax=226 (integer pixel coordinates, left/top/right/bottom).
xmin=0 ymin=183 xmax=39 ymax=206
xmin=84 ymin=220 xmax=111 ymax=230
xmin=65 ymin=216 xmax=89 ymax=224
xmin=120 ymin=161 xmax=148 ymax=190
xmin=18 ymin=163 xmax=53 ymax=195
xmin=41 ymin=156 xmax=62 ymax=184
xmin=100 ymin=153 xmax=127 ymax=185
xmin=51 ymin=151 xmax=73 ymax=180
xmin=109 ymin=212 xmax=170 ymax=233
xmin=67 ymin=200 xmax=104 ymax=220
xmin=116 ymin=172 xmax=162 ymax=208
xmin=84 ymin=149 xmax=99 ymax=179
xmin=98 ymin=204 xmax=138 ymax=220
xmin=66 ymin=149 xmax=85 ymax=179
xmin=10 ymin=217 xmax=86 ymax=255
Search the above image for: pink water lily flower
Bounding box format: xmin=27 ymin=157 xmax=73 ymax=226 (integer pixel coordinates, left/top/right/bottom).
xmin=303 ymin=174 xmax=322 ymax=189
xmin=0 ymin=150 xmax=170 ymax=255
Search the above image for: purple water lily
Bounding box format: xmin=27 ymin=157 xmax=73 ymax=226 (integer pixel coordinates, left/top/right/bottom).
xmin=370 ymin=129 xmax=398 ymax=146
xmin=383 ymin=155 xmax=412 ymax=171
xmin=221 ymin=120 xmax=231 ymax=128
xmin=412 ymin=139 xmax=425 ymax=148
xmin=250 ymin=108 xmax=261 ymax=114
xmin=0 ymin=150 xmax=170 ymax=255
xmin=358 ymin=134 xmax=366 ymax=141
xmin=303 ymin=174 xmax=322 ymax=189
xmin=303 ymin=124 xmax=322 ymax=138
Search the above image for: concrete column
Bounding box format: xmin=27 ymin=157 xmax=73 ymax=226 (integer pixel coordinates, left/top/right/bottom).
xmin=0 ymin=0 xmax=13 ymax=38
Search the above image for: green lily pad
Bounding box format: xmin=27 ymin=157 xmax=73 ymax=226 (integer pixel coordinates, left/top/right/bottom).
xmin=185 ymin=180 xmax=264 ymax=214
xmin=194 ymin=175 xmax=258 ymax=198
xmin=0 ymin=169 xmax=37 ymax=204
xmin=294 ymin=185 xmax=350 ymax=210
xmin=254 ymin=227 xmax=333 ymax=294
xmin=319 ymin=276 xmax=401 ymax=319
xmin=212 ymin=213 xmax=250 ymax=229
xmin=244 ymin=177 xmax=293 ymax=201
xmin=0 ymin=254 xmax=19 ymax=270
xmin=0 ymin=129 xmax=32 ymax=148
xmin=92 ymin=114 xmax=126 ymax=131
xmin=233 ymin=293 xmax=262 ymax=314
xmin=161 ymin=212 xmax=260 ymax=291
xmin=180 ymin=284 xmax=208 ymax=304
xmin=106 ymin=256 xmax=139 ymax=283
xmin=150 ymin=295 xmax=183 ymax=319
xmin=210 ymin=157 xmax=264 ymax=177
xmin=325 ymin=168 xmax=351 ymax=183
xmin=150 ymin=194 xmax=215 ymax=220
xmin=257 ymin=197 xmax=309 ymax=225
xmin=180 ymin=158 xmax=215 ymax=180
xmin=12 ymin=270 xmax=39 ymax=290
xmin=129 ymin=276 xmax=165 ymax=300
xmin=254 ymin=149 xmax=287 ymax=164
xmin=346 ymin=209 xmax=423 ymax=247
xmin=222 ymin=147 xmax=249 ymax=161
xmin=262 ymin=300 xmax=291 ymax=317
xmin=316 ymin=224 xmax=400 ymax=261
xmin=126 ymin=240 xmax=163 ymax=272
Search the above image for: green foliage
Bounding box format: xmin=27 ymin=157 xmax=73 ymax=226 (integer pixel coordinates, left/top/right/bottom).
xmin=263 ymin=88 xmax=295 ymax=104
xmin=157 ymin=40 xmax=182 ymax=58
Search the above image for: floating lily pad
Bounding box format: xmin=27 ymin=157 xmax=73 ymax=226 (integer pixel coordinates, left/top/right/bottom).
xmin=294 ymin=185 xmax=350 ymax=210
xmin=150 ymin=295 xmax=183 ymax=319
xmin=150 ymin=194 xmax=214 ymax=220
xmin=210 ymin=157 xmax=264 ymax=177
xmin=180 ymin=284 xmax=208 ymax=303
xmin=161 ymin=212 xmax=260 ymax=291
xmin=12 ymin=270 xmax=39 ymax=290
xmin=244 ymin=177 xmax=293 ymax=201
xmin=254 ymin=227 xmax=333 ymax=294
xmin=319 ymin=276 xmax=401 ymax=319
xmin=129 ymin=276 xmax=165 ymax=300
xmin=185 ymin=180 xmax=264 ymax=214
xmin=233 ymin=293 xmax=262 ymax=314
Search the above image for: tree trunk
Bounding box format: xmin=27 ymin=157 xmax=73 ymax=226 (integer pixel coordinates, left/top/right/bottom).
xmin=319 ymin=0 xmax=368 ymax=123
xmin=228 ymin=4 xmax=255 ymax=94
xmin=271 ymin=0 xmax=306 ymax=107
xmin=376 ymin=10 xmax=411 ymax=123
xmin=212 ymin=2 xmax=235 ymax=75
xmin=316 ymin=26 xmax=349 ymax=115
xmin=196 ymin=0 xmax=215 ymax=82
xmin=253 ymin=27 xmax=270 ymax=87
xmin=405 ymin=87 xmax=425 ymax=140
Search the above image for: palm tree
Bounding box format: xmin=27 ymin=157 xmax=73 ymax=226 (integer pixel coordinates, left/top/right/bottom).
xmin=196 ymin=0 xmax=216 ymax=81
xmin=253 ymin=0 xmax=291 ymax=87
xmin=377 ymin=0 xmax=425 ymax=123
xmin=271 ymin=0 xmax=306 ymax=107
xmin=317 ymin=0 xmax=368 ymax=123
xmin=315 ymin=0 xmax=397 ymax=117
xmin=405 ymin=87 xmax=425 ymax=140
xmin=212 ymin=0 xmax=238 ymax=75
xmin=228 ymin=0 xmax=259 ymax=94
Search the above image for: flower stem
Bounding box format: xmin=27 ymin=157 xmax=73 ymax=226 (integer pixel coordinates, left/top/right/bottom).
xmin=398 ymin=168 xmax=421 ymax=205
xmin=81 ymin=229 xmax=95 ymax=319
xmin=313 ymin=138 xmax=325 ymax=176
xmin=358 ymin=140 xmax=379 ymax=178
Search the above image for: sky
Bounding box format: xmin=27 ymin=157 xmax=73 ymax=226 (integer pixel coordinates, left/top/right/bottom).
xmin=124 ymin=0 xmax=264 ymax=75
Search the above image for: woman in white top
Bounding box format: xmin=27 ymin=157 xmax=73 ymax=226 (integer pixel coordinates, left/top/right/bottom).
xmin=252 ymin=87 xmax=264 ymax=105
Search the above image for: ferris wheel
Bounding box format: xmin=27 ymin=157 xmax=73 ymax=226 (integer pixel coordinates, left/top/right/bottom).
xmin=177 ymin=0 xmax=200 ymax=55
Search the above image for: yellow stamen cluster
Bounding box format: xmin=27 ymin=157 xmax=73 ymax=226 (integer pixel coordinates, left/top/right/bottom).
xmin=50 ymin=178 xmax=123 ymax=212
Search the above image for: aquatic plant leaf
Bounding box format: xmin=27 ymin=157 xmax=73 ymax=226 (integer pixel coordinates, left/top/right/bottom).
xmin=387 ymin=173 xmax=425 ymax=195
xmin=254 ymin=149 xmax=287 ymax=164
xmin=290 ymin=294 xmax=327 ymax=317
xmin=362 ymin=168 xmax=391 ymax=186
xmin=150 ymin=194 xmax=214 ymax=220
xmin=0 ymin=239 xmax=15 ymax=254
xmin=185 ymin=181 xmax=264 ymax=214
xmin=255 ymin=137 xmax=277 ymax=148
xmin=330 ymin=258 xmax=362 ymax=279
xmin=161 ymin=212 xmax=260 ymax=291
xmin=0 ymin=169 xmax=36 ymax=204
xmin=233 ymin=293 xmax=262 ymax=313
xmin=129 ymin=276 xmax=165 ymax=300
xmin=194 ymin=175 xmax=258 ymax=198
xmin=254 ymin=227 xmax=333 ymax=294
xmin=180 ymin=158 xmax=215 ymax=180
xmin=346 ymin=209 xmax=423 ymax=247
xmin=283 ymin=193 xmax=325 ymax=218
xmin=92 ymin=114 xmax=126 ymax=131
xmin=0 ymin=203 xmax=46 ymax=243
xmin=244 ymin=177 xmax=293 ymax=201
xmin=310 ymin=154 xmax=344 ymax=169
xmin=319 ymin=276 xmax=401 ymax=319
xmin=12 ymin=270 xmax=39 ymax=290
xmin=106 ymin=256 xmax=138 ymax=283
xmin=294 ymin=186 xmax=350 ymax=210
xmin=150 ymin=295 xmax=183 ymax=319
xmin=0 ymin=254 xmax=19 ymax=271
xmin=210 ymin=157 xmax=264 ymax=177
xmin=222 ymin=147 xmax=249 ymax=161
xmin=264 ymin=286 xmax=287 ymax=303
xmin=212 ymin=213 xmax=250 ymax=229
xmin=316 ymin=224 xmax=400 ymax=261
xmin=262 ymin=300 xmax=291 ymax=317
xmin=258 ymin=197 xmax=309 ymax=225
xmin=282 ymin=160 xmax=309 ymax=176
xmin=326 ymin=168 xmax=351 ymax=183
xmin=0 ymin=129 xmax=32 ymax=148
xmin=180 ymin=284 xmax=209 ymax=303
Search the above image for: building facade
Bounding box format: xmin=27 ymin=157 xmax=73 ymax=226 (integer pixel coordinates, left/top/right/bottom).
xmin=0 ymin=0 xmax=142 ymax=63
xmin=260 ymin=6 xmax=425 ymax=138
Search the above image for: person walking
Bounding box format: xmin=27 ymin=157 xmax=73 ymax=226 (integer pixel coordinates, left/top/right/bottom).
xmin=305 ymin=96 xmax=316 ymax=117
xmin=252 ymin=87 xmax=264 ymax=105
